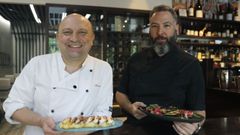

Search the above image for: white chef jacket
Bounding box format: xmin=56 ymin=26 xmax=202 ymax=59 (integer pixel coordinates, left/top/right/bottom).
xmin=3 ymin=52 xmax=113 ymax=135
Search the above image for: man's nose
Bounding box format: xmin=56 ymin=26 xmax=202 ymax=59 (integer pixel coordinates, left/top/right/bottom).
xmin=70 ymin=33 xmax=79 ymax=41
xmin=157 ymin=27 xmax=164 ymax=35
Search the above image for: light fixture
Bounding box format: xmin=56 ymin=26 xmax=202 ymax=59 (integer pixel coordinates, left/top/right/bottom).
xmin=0 ymin=15 xmax=10 ymax=25
xmin=85 ymin=14 xmax=91 ymax=19
xmin=61 ymin=12 xmax=67 ymax=21
xmin=100 ymin=14 xmax=104 ymax=20
xmin=29 ymin=4 xmax=41 ymax=23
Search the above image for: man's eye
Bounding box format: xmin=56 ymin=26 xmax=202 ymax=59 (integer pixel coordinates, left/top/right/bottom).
xmin=79 ymin=31 xmax=87 ymax=36
xmin=164 ymin=24 xmax=171 ymax=28
xmin=62 ymin=31 xmax=72 ymax=35
xmin=151 ymin=25 xmax=159 ymax=28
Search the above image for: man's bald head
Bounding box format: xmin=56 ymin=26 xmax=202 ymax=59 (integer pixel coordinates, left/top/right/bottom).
xmin=58 ymin=13 xmax=94 ymax=35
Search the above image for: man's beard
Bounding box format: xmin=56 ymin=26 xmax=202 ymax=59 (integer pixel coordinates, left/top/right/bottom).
xmin=151 ymin=34 xmax=177 ymax=57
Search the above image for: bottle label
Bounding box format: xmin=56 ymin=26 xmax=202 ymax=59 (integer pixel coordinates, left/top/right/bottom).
xmin=189 ymin=8 xmax=194 ymax=16
xmin=196 ymin=10 xmax=203 ymax=18
xmin=219 ymin=15 xmax=224 ymax=20
xmin=226 ymin=13 xmax=233 ymax=21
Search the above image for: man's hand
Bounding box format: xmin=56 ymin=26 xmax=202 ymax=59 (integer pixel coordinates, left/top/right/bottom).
xmin=173 ymin=122 xmax=199 ymax=135
xmin=40 ymin=117 xmax=59 ymax=135
xmin=130 ymin=102 xmax=147 ymax=120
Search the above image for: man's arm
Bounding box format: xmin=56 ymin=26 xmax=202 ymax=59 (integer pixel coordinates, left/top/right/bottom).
xmin=173 ymin=110 xmax=206 ymax=135
xmin=115 ymin=91 xmax=146 ymax=119
xmin=115 ymin=91 xmax=132 ymax=114
xmin=12 ymin=107 xmax=58 ymax=134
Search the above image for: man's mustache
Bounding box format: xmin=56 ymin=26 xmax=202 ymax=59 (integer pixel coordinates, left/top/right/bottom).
xmin=154 ymin=36 xmax=167 ymax=41
xmin=151 ymin=36 xmax=168 ymax=45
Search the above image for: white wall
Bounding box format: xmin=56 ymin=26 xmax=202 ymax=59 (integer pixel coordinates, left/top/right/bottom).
xmin=0 ymin=0 xmax=172 ymax=10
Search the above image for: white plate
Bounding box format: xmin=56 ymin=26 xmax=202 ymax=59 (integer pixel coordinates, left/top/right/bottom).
xmin=55 ymin=119 xmax=123 ymax=132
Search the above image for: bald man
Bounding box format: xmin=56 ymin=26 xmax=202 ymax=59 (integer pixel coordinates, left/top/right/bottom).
xmin=3 ymin=13 xmax=113 ymax=135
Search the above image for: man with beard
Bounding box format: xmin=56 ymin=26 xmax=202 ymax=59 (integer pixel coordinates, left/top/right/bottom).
xmin=116 ymin=5 xmax=205 ymax=135
xmin=3 ymin=13 xmax=113 ymax=135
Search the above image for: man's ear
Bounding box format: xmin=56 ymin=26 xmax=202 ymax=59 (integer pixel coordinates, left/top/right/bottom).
xmin=176 ymin=24 xmax=179 ymax=35
xmin=91 ymin=33 xmax=95 ymax=46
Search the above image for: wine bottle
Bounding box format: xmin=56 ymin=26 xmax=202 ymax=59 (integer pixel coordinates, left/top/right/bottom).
xmin=229 ymin=25 xmax=234 ymax=38
xmin=217 ymin=24 xmax=222 ymax=37
xmin=195 ymin=0 xmax=203 ymax=18
xmin=205 ymin=24 xmax=212 ymax=37
xmin=218 ymin=2 xmax=225 ymax=20
xmin=233 ymin=7 xmax=238 ymax=21
xmin=188 ymin=0 xmax=194 ymax=17
xmin=226 ymin=24 xmax=230 ymax=37
xmin=233 ymin=26 xmax=238 ymax=38
xmin=221 ymin=24 xmax=227 ymax=38
xmin=226 ymin=2 xmax=233 ymax=21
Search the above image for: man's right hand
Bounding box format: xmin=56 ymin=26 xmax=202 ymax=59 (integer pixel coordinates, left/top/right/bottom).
xmin=130 ymin=102 xmax=147 ymax=120
xmin=40 ymin=117 xmax=59 ymax=135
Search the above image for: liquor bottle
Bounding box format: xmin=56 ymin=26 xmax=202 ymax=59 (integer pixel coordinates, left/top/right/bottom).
xmin=188 ymin=0 xmax=194 ymax=17
xmin=186 ymin=21 xmax=195 ymax=36
xmin=233 ymin=7 xmax=238 ymax=21
xmin=226 ymin=24 xmax=230 ymax=37
xmin=226 ymin=2 xmax=233 ymax=21
xmin=195 ymin=0 xmax=203 ymax=18
xmin=229 ymin=25 xmax=234 ymax=38
xmin=233 ymin=26 xmax=238 ymax=38
xmin=218 ymin=2 xmax=225 ymax=20
xmin=221 ymin=24 xmax=227 ymax=38
xmin=204 ymin=23 xmax=212 ymax=37
xmin=217 ymin=24 xmax=222 ymax=37
xmin=211 ymin=23 xmax=218 ymax=37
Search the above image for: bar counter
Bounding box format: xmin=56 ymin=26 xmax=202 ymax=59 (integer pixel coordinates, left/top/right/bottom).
xmin=0 ymin=117 xmax=240 ymax=135
xmin=91 ymin=117 xmax=240 ymax=135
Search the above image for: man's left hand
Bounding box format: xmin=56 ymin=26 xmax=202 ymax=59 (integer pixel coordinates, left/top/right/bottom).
xmin=173 ymin=122 xmax=199 ymax=135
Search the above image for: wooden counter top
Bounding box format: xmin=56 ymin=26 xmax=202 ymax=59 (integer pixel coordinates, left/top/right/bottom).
xmin=1 ymin=117 xmax=240 ymax=135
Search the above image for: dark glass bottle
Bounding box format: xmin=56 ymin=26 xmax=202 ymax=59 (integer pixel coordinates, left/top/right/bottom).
xmin=226 ymin=2 xmax=233 ymax=21
xmin=218 ymin=2 xmax=225 ymax=20
xmin=195 ymin=0 xmax=203 ymax=18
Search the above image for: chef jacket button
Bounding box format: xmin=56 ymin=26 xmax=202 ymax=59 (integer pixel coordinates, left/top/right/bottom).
xmin=86 ymin=89 xmax=89 ymax=92
xmin=53 ymin=87 xmax=56 ymax=89
xmin=81 ymin=112 xmax=84 ymax=115
xmin=73 ymin=85 xmax=77 ymax=89
xmin=51 ymin=109 xmax=54 ymax=113
xmin=89 ymin=69 xmax=93 ymax=72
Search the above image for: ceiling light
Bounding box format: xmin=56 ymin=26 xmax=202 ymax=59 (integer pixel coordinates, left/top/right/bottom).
xmin=85 ymin=14 xmax=91 ymax=19
xmin=100 ymin=14 xmax=104 ymax=20
xmin=61 ymin=12 xmax=67 ymax=21
xmin=29 ymin=4 xmax=41 ymax=24
xmin=0 ymin=15 xmax=10 ymax=25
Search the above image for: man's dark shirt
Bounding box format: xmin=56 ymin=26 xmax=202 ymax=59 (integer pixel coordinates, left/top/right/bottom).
xmin=118 ymin=44 xmax=205 ymax=134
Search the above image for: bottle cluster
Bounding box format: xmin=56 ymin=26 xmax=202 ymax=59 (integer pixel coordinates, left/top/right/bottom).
xmin=184 ymin=46 xmax=240 ymax=67
xmin=180 ymin=0 xmax=239 ymax=21
xmin=181 ymin=21 xmax=239 ymax=39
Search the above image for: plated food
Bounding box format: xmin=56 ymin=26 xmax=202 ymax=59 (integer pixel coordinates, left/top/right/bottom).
xmin=59 ymin=116 xmax=114 ymax=129
xmin=139 ymin=104 xmax=204 ymax=123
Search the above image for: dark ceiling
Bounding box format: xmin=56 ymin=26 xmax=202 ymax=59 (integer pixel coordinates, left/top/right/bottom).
xmin=0 ymin=3 xmax=46 ymax=24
